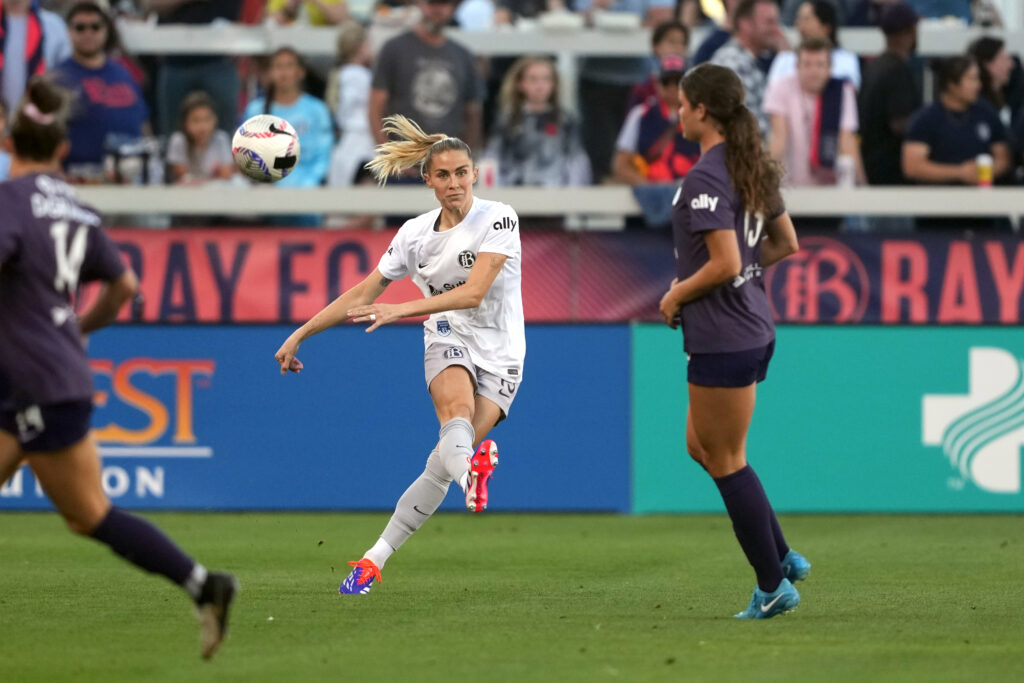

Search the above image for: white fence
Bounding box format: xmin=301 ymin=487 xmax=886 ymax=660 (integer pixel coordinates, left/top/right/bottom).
xmin=76 ymin=185 xmax=1024 ymax=224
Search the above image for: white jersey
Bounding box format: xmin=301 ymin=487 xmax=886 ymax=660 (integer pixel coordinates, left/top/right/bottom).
xmin=377 ymin=197 xmax=525 ymax=382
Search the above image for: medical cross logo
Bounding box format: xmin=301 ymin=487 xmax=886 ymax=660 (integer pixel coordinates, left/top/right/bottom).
xmin=922 ymin=347 xmax=1024 ymax=494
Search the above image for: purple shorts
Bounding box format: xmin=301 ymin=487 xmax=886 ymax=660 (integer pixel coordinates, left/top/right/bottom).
xmin=0 ymin=400 xmax=92 ymax=452
xmin=687 ymin=341 xmax=775 ymax=388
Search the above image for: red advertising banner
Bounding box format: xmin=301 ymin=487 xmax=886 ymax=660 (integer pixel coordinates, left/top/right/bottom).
xmin=98 ymin=228 xmax=673 ymax=323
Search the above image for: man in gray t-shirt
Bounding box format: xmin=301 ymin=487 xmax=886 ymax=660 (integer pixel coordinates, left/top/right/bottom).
xmin=369 ymin=0 xmax=483 ymax=149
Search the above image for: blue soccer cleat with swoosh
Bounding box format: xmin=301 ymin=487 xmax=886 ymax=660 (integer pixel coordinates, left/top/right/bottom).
xmin=782 ymin=549 xmax=811 ymax=583
xmin=734 ymin=578 xmax=800 ymax=619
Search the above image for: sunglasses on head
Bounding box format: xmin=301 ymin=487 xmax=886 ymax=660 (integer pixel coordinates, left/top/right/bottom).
xmin=71 ymin=22 xmax=104 ymax=33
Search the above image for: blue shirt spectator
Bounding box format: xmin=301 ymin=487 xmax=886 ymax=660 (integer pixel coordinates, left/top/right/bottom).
xmin=243 ymin=48 xmax=334 ymax=188
xmin=53 ymin=3 xmax=147 ymax=171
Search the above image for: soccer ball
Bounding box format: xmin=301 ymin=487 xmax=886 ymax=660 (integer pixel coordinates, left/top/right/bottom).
xmin=232 ymin=114 xmax=301 ymax=183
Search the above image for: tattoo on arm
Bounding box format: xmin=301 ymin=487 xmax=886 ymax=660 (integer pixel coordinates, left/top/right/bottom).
xmin=379 ymin=277 xmax=392 ymax=288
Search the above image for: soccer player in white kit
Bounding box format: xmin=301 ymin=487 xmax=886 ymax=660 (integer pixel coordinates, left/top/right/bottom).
xmin=274 ymin=115 xmax=525 ymax=594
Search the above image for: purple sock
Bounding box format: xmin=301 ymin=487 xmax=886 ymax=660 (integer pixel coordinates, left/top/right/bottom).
xmin=90 ymin=507 xmax=200 ymax=593
xmin=769 ymin=508 xmax=791 ymax=560
xmin=714 ymin=465 xmax=784 ymax=592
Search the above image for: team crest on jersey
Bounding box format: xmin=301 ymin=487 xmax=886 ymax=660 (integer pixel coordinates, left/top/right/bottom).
xmin=458 ymin=250 xmax=475 ymax=269
xmin=437 ymin=319 xmax=451 ymax=336
xmin=443 ymin=347 xmax=464 ymax=360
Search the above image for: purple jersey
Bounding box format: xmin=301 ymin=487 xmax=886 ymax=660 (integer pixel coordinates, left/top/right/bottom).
xmin=670 ymin=143 xmax=777 ymax=354
xmin=0 ymin=173 xmax=125 ymax=407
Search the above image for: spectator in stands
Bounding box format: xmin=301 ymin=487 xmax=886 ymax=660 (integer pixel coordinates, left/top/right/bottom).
xmin=710 ymin=0 xmax=785 ymax=138
xmin=166 ymin=91 xmax=235 ymax=184
xmin=483 ymin=55 xmax=590 ymax=186
xmin=243 ymin=47 xmax=334 ymax=188
xmin=767 ymin=1 xmax=861 ymax=89
xmin=493 ymin=0 xmax=552 ymax=25
xmin=53 ymin=2 xmax=148 ymax=177
xmin=574 ymin=0 xmax=675 ymax=184
xmin=269 ymin=0 xmax=351 ymax=25
xmin=613 ymin=54 xmax=699 ymax=185
xmin=326 ymin=20 xmax=375 ymax=186
xmin=968 ymin=36 xmax=1016 ymax=127
xmin=0 ymin=0 xmax=70 ymax=115
xmin=780 ymin=0 xmax=871 ymax=26
xmin=628 ymin=19 xmax=688 ymax=109
xmin=904 ymin=0 xmax=971 ymax=24
xmin=370 ymin=0 xmax=482 ymax=153
xmin=765 ymin=36 xmax=863 ymax=192
xmin=903 ymin=55 xmax=1009 ymax=185
xmin=146 ymin=0 xmax=241 ymax=136
xmin=857 ymin=1 xmax=920 ymax=185
xmin=692 ymin=0 xmax=738 ymax=65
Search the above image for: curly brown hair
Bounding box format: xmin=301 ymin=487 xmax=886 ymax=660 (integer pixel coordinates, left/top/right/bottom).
xmin=681 ymin=63 xmax=781 ymax=216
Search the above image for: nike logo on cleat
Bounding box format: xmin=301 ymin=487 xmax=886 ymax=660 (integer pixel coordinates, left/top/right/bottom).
xmin=760 ymin=594 xmax=785 ymax=613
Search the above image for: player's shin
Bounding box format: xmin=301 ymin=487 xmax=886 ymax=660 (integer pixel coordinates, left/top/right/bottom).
xmin=375 ymin=449 xmax=452 ymax=567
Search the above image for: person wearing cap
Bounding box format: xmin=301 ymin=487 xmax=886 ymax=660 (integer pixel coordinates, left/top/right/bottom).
xmin=857 ymin=1 xmax=921 ymax=185
xmin=369 ymin=0 xmax=483 ymax=153
xmin=628 ymin=19 xmax=689 ymax=110
xmin=613 ymin=53 xmax=701 ymax=185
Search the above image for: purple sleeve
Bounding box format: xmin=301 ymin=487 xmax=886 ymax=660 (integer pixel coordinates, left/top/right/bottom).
xmin=682 ymin=171 xmax=735 ymax=233
xmin=81 ymin=224 xmax=126 ymax=284
xmin=0 ymin=219 xmax=20 ymax=264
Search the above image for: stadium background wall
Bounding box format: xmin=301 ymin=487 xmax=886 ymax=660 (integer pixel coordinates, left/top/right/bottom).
xmin=2 ymin=325 xmax=1022 ymax=513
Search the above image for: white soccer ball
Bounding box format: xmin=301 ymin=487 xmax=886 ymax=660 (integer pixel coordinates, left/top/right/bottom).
xmin=232 ymin=114 xmax=301 ymax=183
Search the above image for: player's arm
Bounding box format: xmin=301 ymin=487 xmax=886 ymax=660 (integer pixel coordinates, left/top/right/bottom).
xmin=275 ymin=269 xmax=392 ymax=373
xmin=760 ymin=212 xmax=799 ymax=267
xmin=78 ymin=269 xmax=139 ymax=335
xmin=348 ymin=252 xmax=507 ymax=332
xmin=369 ymin=89 xmax=389 ymax=146
xmin=659 ymin=230 xmax=741 ymax=328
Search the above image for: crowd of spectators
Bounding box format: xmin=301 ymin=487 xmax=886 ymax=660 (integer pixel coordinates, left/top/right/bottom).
xmin=0 ymin=0 xmax=1019 ymax=229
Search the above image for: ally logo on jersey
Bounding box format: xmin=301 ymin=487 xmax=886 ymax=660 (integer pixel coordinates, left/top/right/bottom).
xmin=922 ymin=347 xmax=1024 ymax=494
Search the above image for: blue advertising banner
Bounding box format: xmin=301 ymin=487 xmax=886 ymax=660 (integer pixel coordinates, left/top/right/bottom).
xmin=0 ymin=325 xmax=631 ymax=512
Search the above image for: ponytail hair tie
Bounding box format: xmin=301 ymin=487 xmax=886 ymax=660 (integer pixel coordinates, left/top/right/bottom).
xmin=23 ymin=102 xmax=56 ymax=125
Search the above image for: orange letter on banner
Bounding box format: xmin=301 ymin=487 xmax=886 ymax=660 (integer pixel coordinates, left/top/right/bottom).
xmin=172 ymin=360 xmax=215 ymax=443
xmin=92 ymin=360 xmax=171 ymax=444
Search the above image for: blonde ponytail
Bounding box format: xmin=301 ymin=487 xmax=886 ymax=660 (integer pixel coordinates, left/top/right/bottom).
xmin=365 ymin=115 xmax=473 ymax=185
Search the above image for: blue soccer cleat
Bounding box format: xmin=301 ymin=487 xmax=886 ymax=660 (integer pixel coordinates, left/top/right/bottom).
xmin=339 ymin=558 xmax=382 ymax=595
xmin=734 ymin=578 xmax=800 ymax=619
xmin=781 ymin=549 xmax=811 ymax=583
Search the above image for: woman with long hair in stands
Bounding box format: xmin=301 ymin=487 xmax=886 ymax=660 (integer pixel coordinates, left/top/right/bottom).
xmin=275 ymin=115 xmax=525 ymax=595
xmin=659 ymin=63 xmax=808 ymax=618
xmin=0 ymin=77 xmax=236 ymax=656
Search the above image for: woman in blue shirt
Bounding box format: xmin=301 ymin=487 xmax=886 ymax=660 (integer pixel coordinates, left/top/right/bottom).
xmin=243 ymin=47 xmax=334 ymax=189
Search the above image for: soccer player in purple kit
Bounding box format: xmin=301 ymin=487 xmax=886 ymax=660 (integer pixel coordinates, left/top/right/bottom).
xmin=0 ymin=78 xmax=237 ymax=657
xmin=659 ymin=63 xmax=810 ymax=619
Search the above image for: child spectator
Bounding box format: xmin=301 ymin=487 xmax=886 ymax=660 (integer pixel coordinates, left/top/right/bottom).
xmin=613 ymin=54 xmax=699 ymax=186
xmin=326 ymin=21 xmax=376 ymax=187
xmin=166 ymin=91 xmax=235 ymax=184
xmin=483 ymin=55 xmax=590 ymax=187
xmin=628 ymin=20 xmax=689 ymax=109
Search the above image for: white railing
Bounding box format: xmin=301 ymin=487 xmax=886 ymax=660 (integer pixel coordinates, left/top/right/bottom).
xmin=75 ymin=185 xmax=1024 ymax=223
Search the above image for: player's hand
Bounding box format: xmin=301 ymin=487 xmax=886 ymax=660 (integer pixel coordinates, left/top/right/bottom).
xmin=275 ymin=338 xmax=304 ymax=375
xmin=659 ymin=279 xmax=681 ymax=329
xmin=348 ymin=303 xmax=401 ymax=332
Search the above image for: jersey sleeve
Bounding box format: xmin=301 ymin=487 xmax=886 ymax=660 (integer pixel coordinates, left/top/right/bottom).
xmin=81 ymin=224 xmax=127 ymax=284
xmin=477 ymin=205 xmax=521 ymax=259
xmin=377 ymin=222 xmax=412 ymax=281
xmin=681 ymin=171 xmax=735 ymax=233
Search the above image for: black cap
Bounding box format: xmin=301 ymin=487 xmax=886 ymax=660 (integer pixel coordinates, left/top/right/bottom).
xmin=880 ymin=3 xmax=919 ymax=35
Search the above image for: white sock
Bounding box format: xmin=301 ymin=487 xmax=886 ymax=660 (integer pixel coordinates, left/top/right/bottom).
xmin=363 ymin=538 xmax=396 ymax=570
xmin=185 ymin=563 xmax=208 ymax=600
xmin=458 ymin=471 xmax=470 ymax=492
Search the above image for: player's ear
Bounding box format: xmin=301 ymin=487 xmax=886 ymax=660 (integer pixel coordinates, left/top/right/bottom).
xmin=55 ymin=140 xmax=70 ymax=163
xmin=472 ymin=164 xmax=479 ymax=185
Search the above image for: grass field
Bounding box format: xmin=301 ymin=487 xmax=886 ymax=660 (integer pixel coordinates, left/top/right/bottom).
xmin=2 ymin=513 xmax=1023 ymax=682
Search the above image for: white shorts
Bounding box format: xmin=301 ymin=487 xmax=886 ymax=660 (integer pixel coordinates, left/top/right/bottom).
xmin=424 ymin=343 xmax=520 ymax=421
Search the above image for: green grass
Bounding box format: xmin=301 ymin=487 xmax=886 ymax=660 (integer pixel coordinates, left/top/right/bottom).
xmin=2 ymin=513 xmax=1023 ymax=682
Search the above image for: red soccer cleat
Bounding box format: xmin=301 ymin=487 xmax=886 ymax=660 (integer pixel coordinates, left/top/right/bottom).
xmin=466 ymin=440 xmax=499 ymax=512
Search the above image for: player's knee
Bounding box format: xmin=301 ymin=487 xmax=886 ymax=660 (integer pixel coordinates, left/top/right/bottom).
xmin=703 ymin=453 xmax=746 ymax=479
xmin=686 ymin=438 xmax=708 ymax=467
xmin=438 ymin=402 xmax=475 ymax=424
